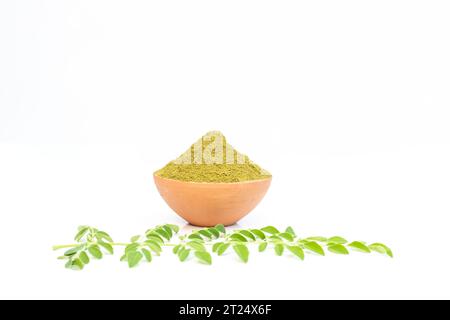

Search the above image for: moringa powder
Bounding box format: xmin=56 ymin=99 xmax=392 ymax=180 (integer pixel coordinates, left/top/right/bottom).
xmin=155 ymin=131 xmax=271 ymax=183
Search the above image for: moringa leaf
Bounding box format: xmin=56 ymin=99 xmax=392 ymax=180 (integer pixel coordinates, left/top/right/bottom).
xmin=127 ymin=251 xmax=143 ymax=268
xmin=130 ymin=235 xmax=141 ymax=243
xmin=274 ymin=244 xmax=284 ymax=256
xmin=303 ymin=241 xmax=325 ymax=256
xmin=328 ymin=244 xmax=349 ymax=255
xmin=167 ymin=224 xmax=180 ymax=234
xmin=64 ymin=245 xmax=84 ymax=257
xmin=258 ymin=242 xmax=268 ymax=252
xmin=207 ymin=228 xmax=220 ymax=239
xmin=279 ymin=232 xmax=295 ymax=242
xmin=287 ymin=245 xmax=304 ymax=260
xmin=198 ymin=229 xmax=212 ymax=239
xmin=74 ymin=227 xmax=89 ymax=242
xmin=99 ymin=242 xmax=114 ymax=255
xmin=306 ymin=236 xmax=328 ymax=242
xmin=96 ymin=231 xmax=113 ymax=243
xmin=195 ymin=251 xmax=212 ymax=265
xmin=125 ymin=243 xmax=139 ymax=254
xmin=215 ymin=224 xmax=226 ymax=234
xmin=79 ymin=251 xmax=90 ymax=264
xmin=348 ymin=241 xmax=371 ymax=253
xmin=178 ymin=248 xmax=190 ymax=262
xmin=187 ymin=241 xmax=206 ymax=252
xmin=250 ymin=229 xmax=266 ymax=240
xmin=261 ymin=226 xmax=280 ymax=235
xmin=229 ymin=233 xmax=247 ymax=242
xmin=239 ymin=230 xmax=256 ymax=241
xmin=144 ymin=240 xmax=162 ymax=254
xmin=212 ymin=242 xmax=223 ymax=253
xmin=285 ymin=226 xmax=296 ymax=236
xmin=162 ymin=225 xmax=173 ymax=239
xmin=188 ymin=233 xmax=203 ymax=241
xmin=141 ymin=248 xmax=152 ymax=262
xmin=146 ymin=234 xmax=164 ymax=244
xmin=328 ymin=236 xmax=348 ymax=245
xmin=88 ymin=245 xmax=103 ymax=259
xmin=173 ymin=244 xmax=181 ymax=254
xmin=217 ymin=243 xmax=230 ymax=256
xmin=369 ymin=243 xmax=393 ymax=258
xmin=269 ymin=235 xmax=282 ymax=242
xmin=155 ymin=228 xmax=170 ymax=241
xmin=70 ymin=258 xmax=84 ymax=271
xmin=233 ymin=244 xmax=249 ymax=263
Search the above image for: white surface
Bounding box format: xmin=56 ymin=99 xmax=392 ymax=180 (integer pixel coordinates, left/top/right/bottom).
xmin=1 ymin=1 xmax=449 ymax=300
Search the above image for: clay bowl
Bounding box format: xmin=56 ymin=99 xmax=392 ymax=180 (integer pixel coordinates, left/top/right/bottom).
xmin=153 ymin=174 xmax=271 ymax=227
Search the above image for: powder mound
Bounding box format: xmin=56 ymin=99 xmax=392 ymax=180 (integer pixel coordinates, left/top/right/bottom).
xmin=155 ymin=131 xmax=271 ymax=183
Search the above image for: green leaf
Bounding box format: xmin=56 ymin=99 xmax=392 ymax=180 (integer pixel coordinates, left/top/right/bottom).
xmin=348 ymin=241 xmax=371 ymax=253
xmin=285 ymin=226 xmax=296 ymax=236
xmin=98 ymin=242 xmax=114 ymax=255
xmin=287 ymin=245 xmax=304 ymax=260
xmin=147 ymin=234 xmax=164 ymax=244
xmin=162 ymin=225 xmax=173 ymax=239
xmin=215 ymin=224 xmax=226 ymax=234
xmin=328 ymin=236 xmax=348 ymax=244
xmin=303 ymin=241 xmax=325 ymax=256
xmin=127 ymin=251 xmax=143 ymax=268
xmin=269 ymin=235 xmax=282 ymax=242
xmin=217 ymin=243 xmax=230 ymax=256
xmin=187 ymin=241 xmax=206 ymax=252
xmin=142 ymin=248 xmax=152 ymax=262
xmin=74 ymin=227 xmax=89 ymax=242
xmin=212 ymin=242 xmax=223 ymax=253
xmin=328 ymin=244 xmax=349 ymax=255
xmin=274 ymin=244 xmax=284 ymax=256
xmin=167 ymin=224 xmax=180 ymax=234
xmin=369 ymin=243 xmax=393 ymax=258
xmin=173 ymin=244 xmax=181 ymax=254
xmin=70 ymin=258 xmax=84 ymax=271
xmin=198 ymin=229 xmax=212 ymax=239
xmin=261 ymin=226 xmax=280 ymax=235
xmin=79 ymin=251 xmax=90 ymax=264
xmin=144 ymin=240 xmax=162 ymax=254
xmin=125 ymin=243 xmax=139 ymax=254
xmin=64 ymin=245 xmax=83 ymax=257
xmin=250 ymin=229 xmax=266 ymax=240
xmin=96 ymin=231 xmax=113 ymax=243
xmin=195 ymin=251 xmax=212 ymax=265
xmin=130 ymin=235 xmax=141 ymax=243
xmin=178 ymin=248 xmax=190 ymax=262
xmin=88 ymin=245 xmax=103 ymax=259
xmin=233 ymin=244 xmax=249 ymax=263
xmin=207 ymin=228 xmax=220 ymax=238
xmin=279 ymin=232 xmax=294 ymax=242
xmin=258 ymin=242 xmax=268 ymax=252
xmin=188 ymin=233 xmax=203 ymax=241
xmin=239 ymin=230 xmax=256 ymax=241
xmin=229 ymin=233 xmax=247 ymax=242
xmin=306 ymin=236 xmax=328 ymax=242
xmin=155 ymin=228 xmax=170 ymax=241
xmin=120 ymin=254 xmax=127 ymax=262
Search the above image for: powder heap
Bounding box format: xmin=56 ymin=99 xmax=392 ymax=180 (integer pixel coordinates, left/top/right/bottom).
xmin=155 ymin=131 xmax=271 ymax=183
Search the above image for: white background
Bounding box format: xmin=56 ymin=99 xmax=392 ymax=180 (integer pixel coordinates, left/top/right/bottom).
xmin=1 ymin=0 xmax=449 ymax=300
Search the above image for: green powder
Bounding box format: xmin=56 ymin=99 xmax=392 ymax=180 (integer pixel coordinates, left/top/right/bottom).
xmin=155 ymin=131 xmax=271 ymax=183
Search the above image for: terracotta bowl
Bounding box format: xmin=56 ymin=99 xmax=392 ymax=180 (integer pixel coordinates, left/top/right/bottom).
xmin=153 ymin=174 xmax=271 ymax=227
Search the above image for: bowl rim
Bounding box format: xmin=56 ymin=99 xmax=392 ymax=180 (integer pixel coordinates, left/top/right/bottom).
xmin=153 ymin=173 xmax=272 ymax=185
